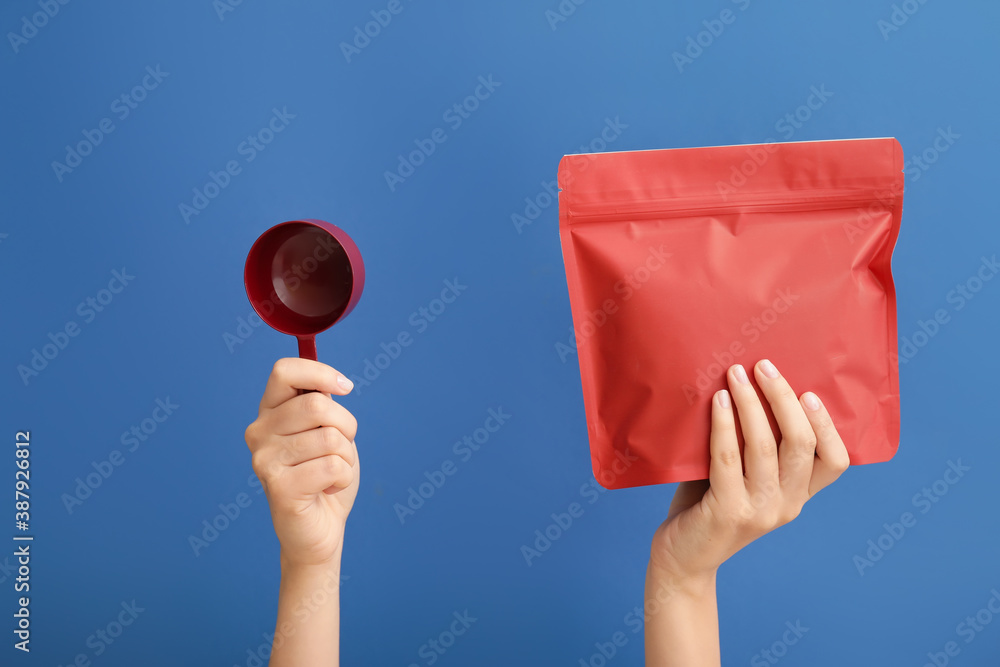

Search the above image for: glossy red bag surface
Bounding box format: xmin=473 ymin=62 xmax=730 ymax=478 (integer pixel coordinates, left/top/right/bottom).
xmin=558 ymin=138 xmax=904 ymax=489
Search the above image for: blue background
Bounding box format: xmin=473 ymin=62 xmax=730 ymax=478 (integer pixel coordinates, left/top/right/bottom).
xmin=3 ymin=0 xmax=998 ymax=665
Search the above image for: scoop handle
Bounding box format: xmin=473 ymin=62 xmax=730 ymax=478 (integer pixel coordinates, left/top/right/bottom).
xmin=297 ymin=335 xmax=319 ymax=395
xmin=297 ymin=335 xmax=317 ymax=361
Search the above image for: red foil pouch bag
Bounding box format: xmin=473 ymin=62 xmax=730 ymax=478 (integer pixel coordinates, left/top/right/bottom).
xmin=558 ymin=138 xmax=904 ymax=489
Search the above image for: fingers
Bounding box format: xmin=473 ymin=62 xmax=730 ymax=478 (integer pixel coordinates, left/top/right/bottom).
xmin=801 ymin=392 xmax=851 ymax=497
xmin=267 ymin=391 xmax=359 ymax=441
xmin=275 ymin=427 xmax=357 ymax=470
xmin=753 ymin=359 xmax=817 ymax=496
xmin=271 ymin=454 xmax=356 ymax=500
xmin=260 ymin=358 xmax=354 ymax=411
xmin=727 ymin=363 xmax=777 ymax=492
xmin=250 ymin=425 xmax=357 ymax=487
xmin=708 ymin=390 xmax=744 ymax=506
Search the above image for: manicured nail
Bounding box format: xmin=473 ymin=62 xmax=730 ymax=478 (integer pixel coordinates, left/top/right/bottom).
xmin=733 ymin=364 xmax=749 ymax=384
xmin=803 ymin=392 xmax=821 ymax=411
xmin=759 ymin=359 xmax=779 ymax=379
xmin=717 ymin=390 xmax=731 ymax=409
xmin=337 ymin=374 xmax=354 ymax=391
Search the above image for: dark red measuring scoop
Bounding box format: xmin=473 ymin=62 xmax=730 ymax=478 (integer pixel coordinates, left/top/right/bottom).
xmin=244 ymin=219 xmax=364 ymax=390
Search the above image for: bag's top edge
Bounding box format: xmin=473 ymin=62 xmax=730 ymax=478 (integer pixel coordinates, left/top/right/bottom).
xmin=557 ymin=137 xmax=903 ymax=218
xmin=561 ymin=137 xmax=897 ymax=159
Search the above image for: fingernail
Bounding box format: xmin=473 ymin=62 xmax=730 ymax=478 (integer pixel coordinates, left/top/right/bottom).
xmin=733 ymin=364 xmax=749 ymax=384
xmin=803 ymin=392 xmax=821 ymax=411
xmin=717 ymin=389 xmax=731 ymax=409
xmin=337 ymin=374 xmax=354 ymax=391
xmin=759 ymin=359 xmax=779 ymax=379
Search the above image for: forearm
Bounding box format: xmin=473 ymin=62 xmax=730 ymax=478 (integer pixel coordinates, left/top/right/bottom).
xmin=644 ymin=560 xmax=720 ymax=667
xmin=269 ymin=547 xmax=343 ymax=667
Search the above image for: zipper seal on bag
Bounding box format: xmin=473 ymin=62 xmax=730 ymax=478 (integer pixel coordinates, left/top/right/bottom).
xmin=562 ymin=188 xmax=904 ymax=225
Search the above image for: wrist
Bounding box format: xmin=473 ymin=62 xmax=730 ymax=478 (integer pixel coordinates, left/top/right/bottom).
xmin=646 ymin=552 xmax=718 ymax=600
xmin=280 ymin=544 xmax=343 ymax=578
